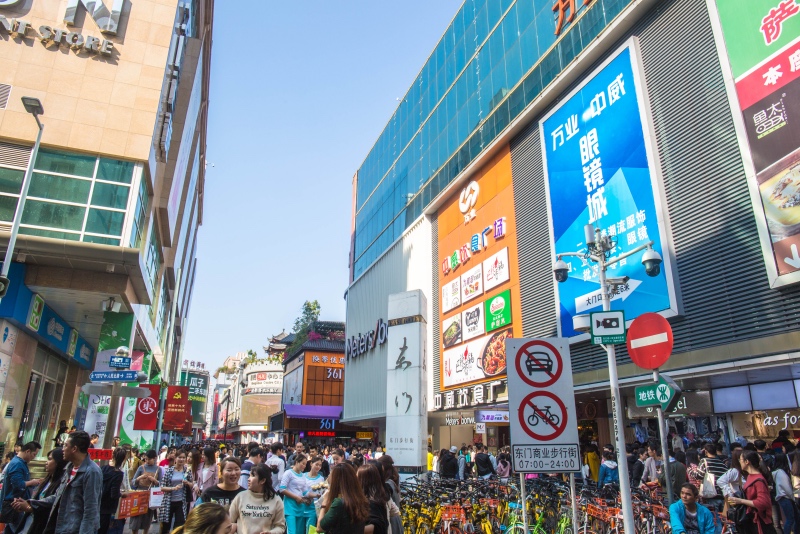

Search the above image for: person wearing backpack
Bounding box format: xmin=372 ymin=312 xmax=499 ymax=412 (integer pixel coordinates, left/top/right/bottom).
xmin=699 ymin=443 xmax=728 ymax=533
xmin=729 ymin=451 xmax=778 ymax=534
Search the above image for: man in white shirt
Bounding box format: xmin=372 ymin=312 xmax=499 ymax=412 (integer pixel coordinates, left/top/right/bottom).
xmin=265 ymin=442 xmax=286 ymax=492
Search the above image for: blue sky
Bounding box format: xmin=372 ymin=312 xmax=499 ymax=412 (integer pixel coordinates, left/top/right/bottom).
xmin=183 ymin=1 xmax=462 ymax=371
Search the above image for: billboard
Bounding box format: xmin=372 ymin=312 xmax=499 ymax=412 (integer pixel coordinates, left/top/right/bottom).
xmin=436 ymin=146 xmax=522 ymax=390
xmin=710 ymin=0 xmax=800 ymax=286
xmin=540 ymin=39 xmax=679 ymax=338
xmin=181 ymin=371 xmax=209 ymax=425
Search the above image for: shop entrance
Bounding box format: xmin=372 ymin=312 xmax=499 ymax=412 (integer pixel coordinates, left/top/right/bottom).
xmin=497 ymin=425 xmax=510 ymax=448
xmin=17 ymin=346 xmax=67 ymax=450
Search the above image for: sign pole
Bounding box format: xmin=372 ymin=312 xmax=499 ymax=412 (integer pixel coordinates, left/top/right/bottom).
xmin=654 ymin=369 xmax=673 ymax=506
xmin=520 ymin=472 xmax=529 ymax=533
xmin=569 ymin=473 xmax=579 ymax=534
xmin=597 ymin=262 xmax=635 ymax=534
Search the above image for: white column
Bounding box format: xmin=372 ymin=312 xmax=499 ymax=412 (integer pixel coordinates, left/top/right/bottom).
xmin=386 ymin=290 xmax=428 ymax=477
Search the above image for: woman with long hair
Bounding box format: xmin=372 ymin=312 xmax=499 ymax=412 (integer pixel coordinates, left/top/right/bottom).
xmin=300 ymin=456 xmax=326 ymax=532
xmin=280 ymin=452 xmax=309 ymax=534
xmin=159 ymin=449 xmax=195 ymax=533
xmin=99 ymin=447 xmax=130 ymax=534
xmin=357 ymin=463 xmax=389 ymax=534
xmin=318 ymin=462 xmax=369 ymax=533
xmin=188 ymin=449 xmax=203 ymax=508
xmin=19 ymin=448 xmax=68 ymax=534
xmin=375 ymin=455 xmax=402 ymax=534
xmin=719 ymin=448 xmax=744 ymax=519
xmin=195 ymin=447 xmax=218 ymax=498
xmin=170 ymin=502 xmax=231 ymax=534
xmin=773 ymin=453 xmax=796 ymax=534
xmin=197 ymin=457 xmax=245 ymax=512
xmin=229 ymin=464 xmax=285 ymax=534
xmin=728 ymin=451 xmax=778 ymax=534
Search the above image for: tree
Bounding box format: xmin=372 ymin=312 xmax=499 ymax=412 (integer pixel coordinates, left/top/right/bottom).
xmin=287 ymin=300 xmax=321 ymax=355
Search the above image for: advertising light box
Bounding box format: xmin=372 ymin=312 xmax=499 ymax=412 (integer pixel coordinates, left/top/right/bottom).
xmin=540 ymin=39 xmax=679 ymax=338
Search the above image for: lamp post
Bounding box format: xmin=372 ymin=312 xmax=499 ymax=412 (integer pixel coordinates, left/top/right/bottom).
xmin=0 ymin=97 xmax=44 ymax=303
xmin=553 ymin=224 xmax=663 ymax=534
xmin=222 ymin=391 xmax=231 ymax=446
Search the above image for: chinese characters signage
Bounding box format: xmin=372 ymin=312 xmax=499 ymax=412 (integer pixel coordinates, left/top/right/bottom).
xmin=181 ymin=371 xmax=209 ymax=425
xmin=163 ymin=386 xmax=191 ymax=434
xmin=437 ymin=147 xmax=522 ymax=391
xmin=540 ymin=41 xmax=678 ymax=338
xmin=713 ymin=0 xmax=800 ymax=284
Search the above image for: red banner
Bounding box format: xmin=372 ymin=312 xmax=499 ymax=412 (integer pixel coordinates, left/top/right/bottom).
xmin=163 ymin=386 xmax=190 ymax=431
xmin=134 ymin=384 xmax=161 ymax=431
xmin=88 ymin=449 xmax=113 ymax=460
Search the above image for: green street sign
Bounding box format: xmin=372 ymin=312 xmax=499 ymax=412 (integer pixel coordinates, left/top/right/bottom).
xmin=590 ymin=310 xmax=626 ymax=345
xmin=485 ymin=289 xmax=512 ymax=332
xmin=635 ymin=374 xmax=682 ymax=412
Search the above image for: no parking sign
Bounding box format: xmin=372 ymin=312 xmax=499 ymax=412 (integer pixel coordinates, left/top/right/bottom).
xmin=507 ymin=338 xmax=580 ymax=473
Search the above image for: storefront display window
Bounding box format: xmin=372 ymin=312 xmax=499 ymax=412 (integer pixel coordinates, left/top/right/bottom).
xmin=18 ymin=345 xmax=67 ymax=450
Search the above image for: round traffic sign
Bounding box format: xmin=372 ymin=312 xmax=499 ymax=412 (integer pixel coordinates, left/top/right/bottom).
xmin=626 ymin=313 xmax=673 ymax=370
xmin=518 ymin=391 xmax=568 ymax=441
xmin=514 ymin=339 xmax=563 ymax=388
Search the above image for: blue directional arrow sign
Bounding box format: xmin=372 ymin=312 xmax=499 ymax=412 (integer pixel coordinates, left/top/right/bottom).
xmin=90 ymin=371 xmax=139 ymax=382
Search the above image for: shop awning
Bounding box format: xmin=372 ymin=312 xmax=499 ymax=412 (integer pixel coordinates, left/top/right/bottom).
xmin=284 ymin=405 xmax=342 ymax=420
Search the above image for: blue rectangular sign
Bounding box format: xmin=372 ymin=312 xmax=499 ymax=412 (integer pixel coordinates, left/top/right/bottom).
xmin=90 ymin=371 xmax=138 ymax=382
xmin=109 ymin=356 xmax=132 ymax=369
xmin=541 ymin=40 xmax=678 ymax=338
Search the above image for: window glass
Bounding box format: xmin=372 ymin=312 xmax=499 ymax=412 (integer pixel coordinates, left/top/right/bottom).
xmin=0 ymin=167 xmax=23 ymax=195
xmin=34 ymin=149 xmax=95 ymax=178
xmin=97 ymin=159 xmax=134 ymax=184
xmin=85 ymin=209 xmax=124 ymax=236
xmin=19 ymin=227 xmax=80 ymax=240
xmin=91 ymin=182 xmax=130 ymax=209
xmin=21 ymin=201 xmax=85 ymax=231
xmin=0 ymin=195 xmax=18 ymax=221
xmin=29 ymin=173 xmax=91 ymax=204
xmin=84 ymin=235 xmax=121 ymax=246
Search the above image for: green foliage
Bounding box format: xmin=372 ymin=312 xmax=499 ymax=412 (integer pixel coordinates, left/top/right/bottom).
xmin=287 ymin=300 xmax=321 ymax=356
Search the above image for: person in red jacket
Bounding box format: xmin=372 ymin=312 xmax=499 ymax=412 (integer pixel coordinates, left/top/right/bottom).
xmin=728 ymin=450 xmax=777 ymax=534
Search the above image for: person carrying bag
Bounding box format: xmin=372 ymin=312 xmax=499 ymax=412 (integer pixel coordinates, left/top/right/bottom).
xmin=728 ymin=451 xmax=777 ymax=534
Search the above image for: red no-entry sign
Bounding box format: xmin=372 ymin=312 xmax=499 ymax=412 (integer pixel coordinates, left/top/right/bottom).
xmin=626 ymin=313 xmax=673 ymax=370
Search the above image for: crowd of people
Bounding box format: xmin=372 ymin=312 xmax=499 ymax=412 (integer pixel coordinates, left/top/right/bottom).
xmin=0 ymin=437 xmax=402 ymax=534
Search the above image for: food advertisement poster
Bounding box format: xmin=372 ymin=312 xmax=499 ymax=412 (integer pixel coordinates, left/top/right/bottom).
xmin=485 ymin=289 xmax=512 ymax=332
xmin=711 ymin=0 xmax=800 ymax=284
xmin=540 ymin=41 xmax=678 ymax=338
xmin=442 ymin=329 xmax=513 ymax=388
xmin=442 ymin=314 xmax=462 ymax=348
xmin=436 ymin=146 xmax=521 ymax=390
xmin=461 ymin=301 xmax=485 ymax=341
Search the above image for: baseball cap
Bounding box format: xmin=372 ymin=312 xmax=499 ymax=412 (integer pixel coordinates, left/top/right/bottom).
xmin=449 ymin=446 xmax=458 ymax=453
xmin=160 ymin=445 xmax=167 ymax=450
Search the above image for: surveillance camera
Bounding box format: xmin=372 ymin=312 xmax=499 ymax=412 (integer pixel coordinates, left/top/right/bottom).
xmin=642 ymin=248 xmax=663 ymax=277
xmin=553 ymin=258 xmax=570 ymax=283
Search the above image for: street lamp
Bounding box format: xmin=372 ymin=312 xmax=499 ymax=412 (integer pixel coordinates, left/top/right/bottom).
xmin=0 ymin=97 xmax=44 ymax=302
xmin=553 ymin=224 xmax=662 ymax=534
xmin=222 ymin=392 xmax=231 ymax=446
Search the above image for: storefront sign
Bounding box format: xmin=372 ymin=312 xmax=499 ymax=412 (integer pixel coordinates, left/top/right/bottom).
xmin=442 ymin=314 xmax=462 ymax=347
xmin=710 ymin=0 xmax=800 ymax=286
xmin=442 ymin=328 xmax=512 ymax=388
xmin=307 ymin=431 xmax=336 ymax=438
xmin=461 ymin=302 xmax=484 ymax=341
xmin=446 ymin=415 xmax=476 ymax=426
xmin=26 ymin=294 xmax=44 ymax=331
xmin=181 ymin=371 xmax=208 ymax=425
xmin=345 ymin=318 xmax=388 ymax=360
xmin=476 ymin=410 xmax=510 ymax=422
xmin=441 ymin=217 xmax=508 ymax=275
xmin=540 ymin=40 xmax=678 ymax=338
xmin=356 ymin=431 xmax=374 ymax=439
xmin=433 ymin=380 xmax=506 ymax=411
xmin=483 ymin=248 xmax=510 ymax=292
xmin=626 ymin=390 xmax=713 ymax=418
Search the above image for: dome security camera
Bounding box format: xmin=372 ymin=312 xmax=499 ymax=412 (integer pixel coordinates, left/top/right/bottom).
xmin=642 ymin=248 xmax=663 ymax=277
xmin=553 ymin=258 xmax=570 ymax=283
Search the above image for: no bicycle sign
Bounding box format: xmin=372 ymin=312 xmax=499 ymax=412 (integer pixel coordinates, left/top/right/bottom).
xmin=507 ymin=338 xmax=580 ymax=473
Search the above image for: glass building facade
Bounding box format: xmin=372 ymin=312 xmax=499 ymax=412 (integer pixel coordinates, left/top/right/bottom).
xmin=353 ymin=0 xmax=634 ymax=278
xmin=0 ymin=148 xmax=140 ymax=246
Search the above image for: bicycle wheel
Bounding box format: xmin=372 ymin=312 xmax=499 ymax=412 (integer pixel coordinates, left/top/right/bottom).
xmin=549 ymin=413 xmax=561 ymax=426
xmin=506 ymin=525 xmax=526 ymax=534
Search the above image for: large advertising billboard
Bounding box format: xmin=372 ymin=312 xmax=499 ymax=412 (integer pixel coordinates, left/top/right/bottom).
xmin=709 ymin=0 xmax=800 ymax=286
xmin=181 ymin=371 xmax=209 ymax=426
xmin=437 ymin=147 xmax=522 ymax=390
xmin=540 ymin=39 xmax=679 ymax=338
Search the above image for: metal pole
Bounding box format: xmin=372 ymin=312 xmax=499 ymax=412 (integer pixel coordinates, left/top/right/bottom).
xmin=102 ymin=383 xmax=122 ymax=449
xmin=654 ymin=369 xmax=673 ymax=506
xmin=596 ymin=243 xmax=635 ymax=534
xmin=0 ymin=117 xmax=43 ymax=300
xmin=520 ymin=472 xmax=529 ymax=533
xmin=570 ymin=473 xmax=579 ymax=534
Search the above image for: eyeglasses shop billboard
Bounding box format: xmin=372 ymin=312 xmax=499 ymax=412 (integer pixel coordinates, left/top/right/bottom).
xmin=540 ymin=39 xmax=679 ymax=339
xmin=709 ymin=0 xmax=800 ymax=287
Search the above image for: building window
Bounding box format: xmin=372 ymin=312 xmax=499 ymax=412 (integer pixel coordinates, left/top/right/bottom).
xmin=130 ymin=179 xmax=149 ymax=248
xmin=145 ymin=225 xmax=162 ymax=290
xmin=156 ymin=279 xmax=169 ymax=344
xmin=0 ymin=149 xmax=136 ymax=246
xmin=304 ymin=365 xmax=344 ymax=406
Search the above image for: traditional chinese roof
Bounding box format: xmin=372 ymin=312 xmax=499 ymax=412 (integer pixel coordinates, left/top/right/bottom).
xmin=284 ymin=338 xmax=345 ymax=363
